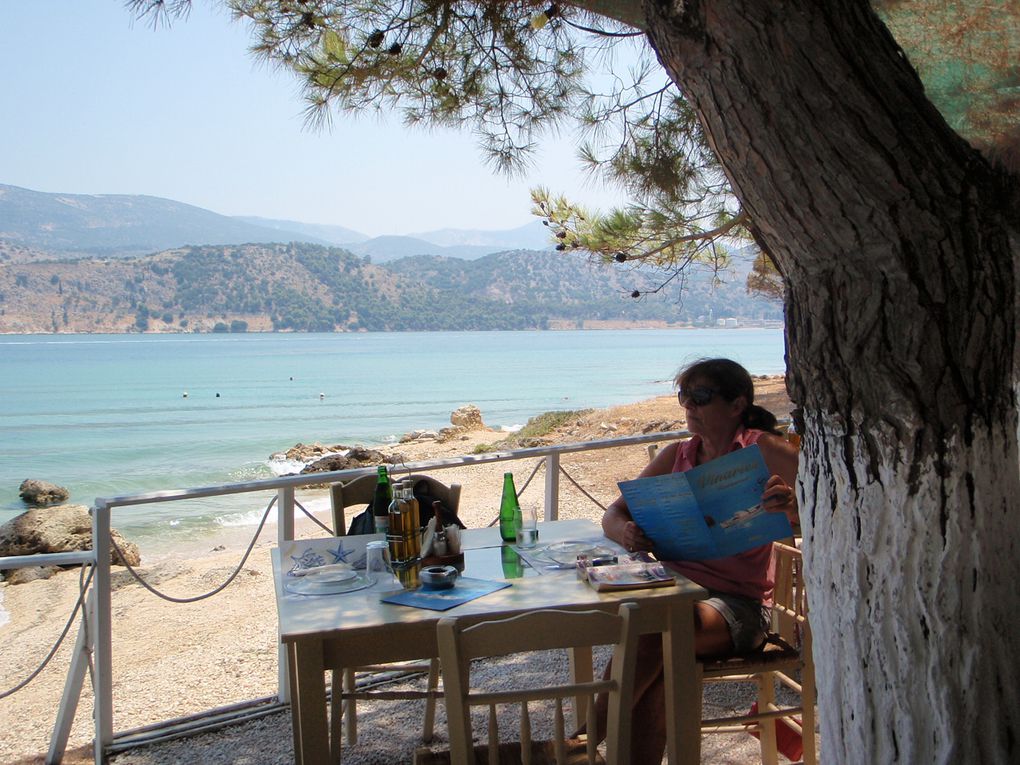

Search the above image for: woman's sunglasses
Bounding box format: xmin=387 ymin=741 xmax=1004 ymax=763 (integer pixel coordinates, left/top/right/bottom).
xmin=677 ymin=386 xmax=719 ymax=407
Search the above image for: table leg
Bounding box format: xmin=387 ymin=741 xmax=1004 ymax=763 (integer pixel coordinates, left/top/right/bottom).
xmin=292 ymin=639 xmax=330 ymax=765
xmin=662 ymin=602 xmax=700 ymax=765
xmin=287 ymin=644 xmax=303 ymax=765
xmin=568 ymin=645 xmax=594 ymax=731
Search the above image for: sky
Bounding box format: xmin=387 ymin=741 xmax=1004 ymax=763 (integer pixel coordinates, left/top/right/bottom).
xmin=0 ymin=2 xmax=630 ymax=237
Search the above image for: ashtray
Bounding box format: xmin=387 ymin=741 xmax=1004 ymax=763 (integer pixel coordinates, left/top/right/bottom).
xmin=421 ymin=551 xmax=466 ymax=571
xmin=420 ymin=565 xmax=459 ymax=591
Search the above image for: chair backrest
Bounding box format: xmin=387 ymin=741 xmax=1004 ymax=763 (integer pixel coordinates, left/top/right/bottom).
xmin=770 ymin=542 xmax=808 ymax=647
xmin=329 ymin=472 xmax=462 ymax=536
xmin=437 ymin=604 xmax=639 ymax=765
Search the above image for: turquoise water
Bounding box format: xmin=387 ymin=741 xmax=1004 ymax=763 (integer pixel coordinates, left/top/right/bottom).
xmin=0 ymin=329 xmax=785 ymax=541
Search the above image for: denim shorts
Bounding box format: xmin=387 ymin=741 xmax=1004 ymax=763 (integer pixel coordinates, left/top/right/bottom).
xmin=701 ymin=590 xmax=771 ymax=653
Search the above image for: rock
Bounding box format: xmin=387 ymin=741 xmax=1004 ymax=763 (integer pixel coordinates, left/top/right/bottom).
xmin=450 ymin=404 xmax=485 ymax=430
xmin=436 ymin=426 xmax=474 ymax=443
xmin=516 ymin=437 xmax=548 ymax=448
xmin=301 ymin=454 xmax=350 ymax=474
xmin=599 ymin=422 xmax=618 ymax=432
xmin=19 ymin=479 xmax=70 ymax=507
xmin=299 ymin=445 xmax=403 ymax=475
xmin=347 ymin=446 xmax=387 ymax=463
xmin=3 ymin=566 xmax=61 ymax=584
xmin=642 ymin=420 xmax=684 ymax=433
xmin=282 ymin=442 xmax=351 ymax=462
xmin=400 ymin=429 xmax=439 ymax=442
xmin=0 ymin=505 xmax=141 ymax=582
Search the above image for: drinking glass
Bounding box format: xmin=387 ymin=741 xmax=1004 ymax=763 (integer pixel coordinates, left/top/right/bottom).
xmin=365 ymin=540 xmax=392 ymax=580
xmin=516 ymin=505 xmax=539 ymax=548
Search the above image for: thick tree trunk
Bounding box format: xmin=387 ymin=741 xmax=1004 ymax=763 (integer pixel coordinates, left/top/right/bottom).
xmin=642 ymin=0 xmax=1020 ymax=761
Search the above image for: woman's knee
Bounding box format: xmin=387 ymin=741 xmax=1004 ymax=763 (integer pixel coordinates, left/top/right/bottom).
xmin=694 ymin=601 xmax=735 ymax=657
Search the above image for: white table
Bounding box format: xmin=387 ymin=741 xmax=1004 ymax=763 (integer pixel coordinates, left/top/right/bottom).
xmin=273 ymin=519 xmax=707 ymax=764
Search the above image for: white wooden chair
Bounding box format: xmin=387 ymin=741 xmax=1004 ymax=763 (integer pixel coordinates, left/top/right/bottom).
xmin=415 ymin=603 xmax=640 ymax=765
xmin=698 ymin=541 xmax=817 ymax=764
xmin=329 ymin=472 xmax=462 ymax=537
xmin=327 ymin=473 xmax=461 ymax=755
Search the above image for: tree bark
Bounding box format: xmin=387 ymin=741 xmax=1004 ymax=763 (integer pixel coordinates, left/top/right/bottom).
xmin=642 ymin=0 xmax=1020 ymax=761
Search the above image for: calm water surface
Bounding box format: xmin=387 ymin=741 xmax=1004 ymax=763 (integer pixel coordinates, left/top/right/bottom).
xmin=0 ymin=329 xmax=785 ymax=542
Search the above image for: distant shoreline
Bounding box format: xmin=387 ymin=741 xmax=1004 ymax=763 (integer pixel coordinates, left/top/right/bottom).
xmin=0 ymin=322 xmax=784 ymax=336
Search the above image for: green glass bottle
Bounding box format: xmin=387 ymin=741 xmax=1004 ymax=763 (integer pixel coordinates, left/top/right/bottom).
xmin=372 ymin=466 xmax=392 ymax=535
xmin=498 ymin=472 xmax=520 ymax=542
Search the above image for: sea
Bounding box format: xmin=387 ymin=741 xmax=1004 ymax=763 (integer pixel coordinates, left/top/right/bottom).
xmin=0 ymin=329 xmax=785 ymax=550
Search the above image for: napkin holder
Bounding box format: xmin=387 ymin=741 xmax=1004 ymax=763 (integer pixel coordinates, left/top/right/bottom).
xmin=421 ymin=517 xmax=465 ymax=570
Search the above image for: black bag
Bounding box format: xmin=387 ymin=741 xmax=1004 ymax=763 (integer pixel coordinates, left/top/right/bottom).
xmin=346 ymin=481 xmax=466 ymax=536
xmin=413 ymin=480 xmax=467 ymax=530
xmin=346 ymin=505 xmax=376 ymax=536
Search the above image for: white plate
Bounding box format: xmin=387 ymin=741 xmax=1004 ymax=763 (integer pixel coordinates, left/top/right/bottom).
xmin=285 ymin=571 xmax=373 ymax=596
xmin=307 ymin=567 xmax=358 ymax=584
xmin=543 ymin=541 xmax=613 ymax=566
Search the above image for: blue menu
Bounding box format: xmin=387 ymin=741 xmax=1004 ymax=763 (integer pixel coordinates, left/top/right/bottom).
xmin=617 ymin=445 xmax=792 ymax=560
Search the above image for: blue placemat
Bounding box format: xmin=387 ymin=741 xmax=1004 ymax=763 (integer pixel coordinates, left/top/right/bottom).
xmin=381 ymin=577 xmax=511 ymax=611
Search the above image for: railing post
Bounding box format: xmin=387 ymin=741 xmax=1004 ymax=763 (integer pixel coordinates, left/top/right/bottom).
xmin=91 ymin=502 xmax=113 ymax=765
xmin=277 ymin=486 xmax=295 ymax=704
xmin=544 ymin=453 xmax=560 ymax=521
xmin=278 ymin=486 xmax=295 ymax=544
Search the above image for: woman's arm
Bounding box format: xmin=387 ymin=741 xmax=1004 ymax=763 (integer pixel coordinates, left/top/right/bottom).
xmin=602 ymin=441 xmax=679 ymax=551
xmin=756 ymin=433 xmax=800 ymax=524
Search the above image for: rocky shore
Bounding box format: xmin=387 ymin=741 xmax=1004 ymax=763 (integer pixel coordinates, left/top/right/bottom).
xmin=0 ymin=379 xmax=793 ymax=764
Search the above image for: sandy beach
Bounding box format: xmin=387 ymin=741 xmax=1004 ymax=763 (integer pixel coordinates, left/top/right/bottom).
xmin=0 ymin=379 xmax=796 ymax=764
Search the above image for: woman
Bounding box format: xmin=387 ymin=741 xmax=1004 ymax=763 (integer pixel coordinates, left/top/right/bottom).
xmin=599 ymin=358 xmax=798 ymax=763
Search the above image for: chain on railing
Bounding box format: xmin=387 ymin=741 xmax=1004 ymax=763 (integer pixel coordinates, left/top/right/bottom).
xmin=107 ymin=495 xmax=276 ymax=604
xmin=8 ymin=427 xmax=701 ymax=765
xmin=557 ymin=463 xmax=611 ymax=513
xmin=295 ymin=497 xmax=335 ymax=535
xmin=0 ymin=564 xmax=94 ymax=700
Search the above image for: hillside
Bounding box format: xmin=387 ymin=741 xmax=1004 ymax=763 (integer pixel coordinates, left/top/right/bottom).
xmin=0 ymin=243 xmax=781 ymax=333
xmin=0 ymin=184 xmax=550 ymax=261
xmin=0 ymin=184 xmax=329 ymax=256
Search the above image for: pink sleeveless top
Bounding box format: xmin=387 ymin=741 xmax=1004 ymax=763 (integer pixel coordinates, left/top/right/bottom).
xmin=664 ymin=428 xmax=773 ymax=602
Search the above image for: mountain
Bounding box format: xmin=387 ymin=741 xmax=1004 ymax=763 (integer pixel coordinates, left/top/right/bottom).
xmin=343 ymin=236 xmax=501 ymax=262
xmin=0 ymin=183 xmax=337 ymax=256
xmin=409 ymin=220 xmax=552 ymax=251
xmin=233 ymin=216 xmax=369 ymax=245
xmin=0 ymin=184 xmax=552 ymax=261
xmin=0 ymin=243 xmax=782 ymax=334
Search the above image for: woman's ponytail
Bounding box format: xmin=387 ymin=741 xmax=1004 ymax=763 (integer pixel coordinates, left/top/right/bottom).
xmin=742 ymin=403 xmax=780 ymax=435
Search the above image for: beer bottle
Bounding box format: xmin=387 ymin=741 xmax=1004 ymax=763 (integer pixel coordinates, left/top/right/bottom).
xmin=372 ymin=466 xmax=392 ymax=535
xmin=498 ymin=472 xmax=520 ymax=542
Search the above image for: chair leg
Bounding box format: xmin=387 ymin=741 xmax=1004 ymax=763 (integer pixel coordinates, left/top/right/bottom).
xmin=756 ymin=673 xmax=779 ymax=765
xmin=800 ymin=661 xmax=818 ymax=765
xmin=422 ymin=658 xmax=440 ymax=743
xmin=329 ymin=670 xmax=342 ymax=764
xmin=344 ymin=667 xmax=358 ymax=746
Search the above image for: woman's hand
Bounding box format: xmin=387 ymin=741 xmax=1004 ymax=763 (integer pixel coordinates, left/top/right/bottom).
xmin=761 ymin=474 xmax=798 ymax=525
xmin=621 ymin=520 xmax=655 ymax=554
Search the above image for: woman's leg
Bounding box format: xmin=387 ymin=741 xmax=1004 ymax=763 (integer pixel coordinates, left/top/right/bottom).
xmin=591 ymin=601 xmax=735 ymax=763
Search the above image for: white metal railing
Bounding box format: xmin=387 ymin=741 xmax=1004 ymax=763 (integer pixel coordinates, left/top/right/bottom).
xmin=1 ymin=428 xmax=696 ymax=765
